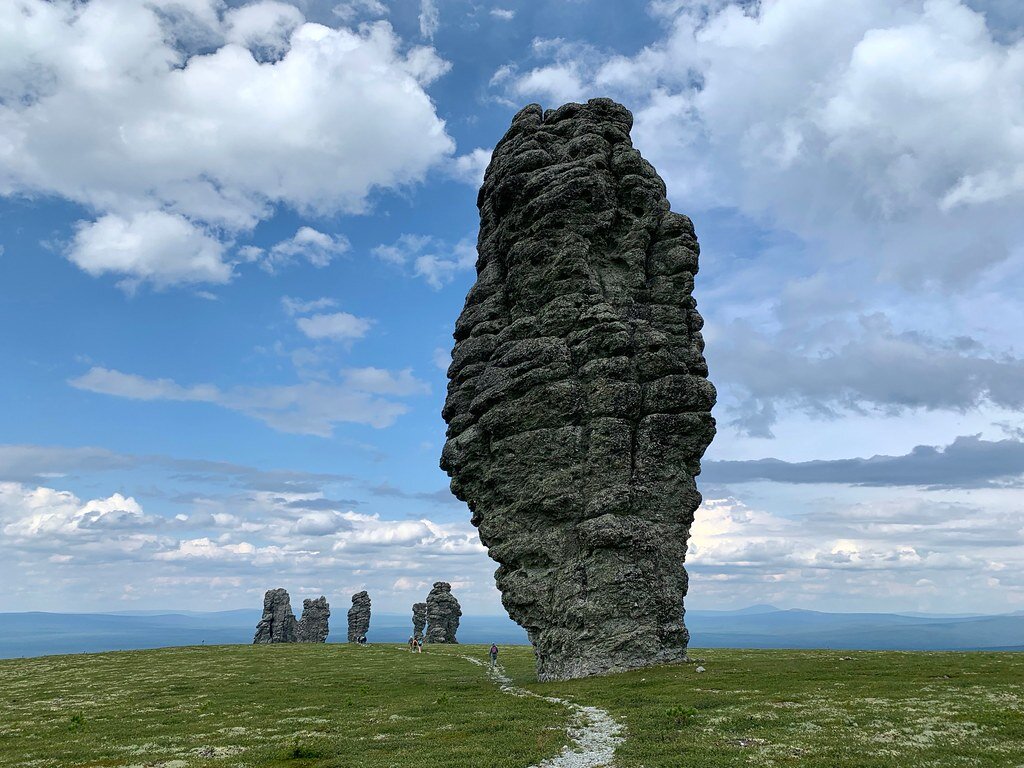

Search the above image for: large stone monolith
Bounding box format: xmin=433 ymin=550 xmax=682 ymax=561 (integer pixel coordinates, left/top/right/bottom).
xmin=347 ymin=591 xmax=371 ymax=642
xmin=424 ymin=582 xmax=461 ymax=644
xmin=440 ymin=98 xmax=716 ymax=680
xmin=297 ymin=596 xmax=330 ymax=643
xmin=253 ymin=588 xmax=298 ymax=644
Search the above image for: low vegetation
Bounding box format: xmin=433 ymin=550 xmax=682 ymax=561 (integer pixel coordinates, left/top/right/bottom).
xmin=1 ymin=644 xmax=1021 ymax=767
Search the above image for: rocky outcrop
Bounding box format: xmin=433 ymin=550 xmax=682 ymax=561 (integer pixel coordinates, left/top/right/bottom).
xmin=347 ymin=591 xmax=371 ymax=643
xmin=412 ymin=602 xmax=427 ymax=639
xmin=253 ymin=588 xmax=298 ymax=644
xmin=424 ymin=582 xmax=462 ymax=644
xmin=439 ymin=98 xmax=716 ymax=680
xmin=296 ymin=596 xmax=330 ymax=643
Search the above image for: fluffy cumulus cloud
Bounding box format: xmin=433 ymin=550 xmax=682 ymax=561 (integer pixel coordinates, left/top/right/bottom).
xmin=372 ymin=233 xmax=477 ymax=288
xmin=68 ymin=212 xmax=231 ymax=290
xmin=296 ymin=312 xmax=373 ymax=341
xmin=68 ymin=364 xmax=429 ymax=435
xmin=0 ymin=0 xmax=455 ymax=288
xmin=280 ymin=292 xmax=373 ymax=342
xmin=449 ymin=147 xmax=493 ymax=186
xmin=241 ymin=227 xmax=351 ymax=273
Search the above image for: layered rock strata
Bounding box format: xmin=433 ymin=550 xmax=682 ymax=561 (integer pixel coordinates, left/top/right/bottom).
xmin=253 ymin=588 xmax=298 ymax=644
xmin=439 ymin=98 xmax=716 ymax=680
xmin=347 ymin=591 xmax=371 ymax=643
xmin=424 ymin=582 xmax=461 ymax=644
xmin=412 ymin=602 xmax=427 ymax=639
xmin=297 ymin=596 xmax=330 ymax=643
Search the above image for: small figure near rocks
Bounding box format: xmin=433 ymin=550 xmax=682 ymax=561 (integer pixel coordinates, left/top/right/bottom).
xmin=348 ymin=591 xmax=371 ymax=643
xmin=296 ymin=596 xmax=330 ymax=643
xmin=424 ymin=582 xmax=462 ymax=644
xmin=489 ymin=643 xmax=499 ymax=668
xmin=253 ymin=588 xmax=298 ymax=644
xmin=412 ymin=601 xmax=427 ymax=641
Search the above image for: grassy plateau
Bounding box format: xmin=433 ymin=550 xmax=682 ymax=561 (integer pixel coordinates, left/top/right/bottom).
xmin=1 ymin=643 xmax=1021 ymax=767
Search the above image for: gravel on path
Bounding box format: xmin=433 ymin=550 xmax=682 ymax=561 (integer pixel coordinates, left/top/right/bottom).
xmin=463 ymin=656 xmax=625 ymax=768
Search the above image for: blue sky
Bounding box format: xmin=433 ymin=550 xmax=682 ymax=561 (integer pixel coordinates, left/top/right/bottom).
xmin=2 ymin=0 xmax=1023 ymax=617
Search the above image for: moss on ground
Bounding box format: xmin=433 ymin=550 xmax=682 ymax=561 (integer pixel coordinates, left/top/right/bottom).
xmin=523 ymin=648 xmax=1024 ymax=768
xmin=1 ymin=644 xmax=1021 ymax=767
xmin=0 ymin=644 xmax=568 ymax=767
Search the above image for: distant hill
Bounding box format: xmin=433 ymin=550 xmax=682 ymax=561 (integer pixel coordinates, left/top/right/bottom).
xmin=686 ymin=608 xmax=1024 ymax=651
xmin=1 ymin=606 xmax=1020 ymax=658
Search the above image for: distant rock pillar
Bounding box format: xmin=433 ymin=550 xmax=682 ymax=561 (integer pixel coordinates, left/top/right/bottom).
xmin=297 ymin=596 xmax=330 ymax=643
xmin=424 ymin=582 xmax=462 ymax=643
xmin=253 ymin=588 xmax=298 ymax=644
xmin=347 ymin=591 xmax=371 ymax=642
xmin=412 ymin=602 xmax=427 ymax=639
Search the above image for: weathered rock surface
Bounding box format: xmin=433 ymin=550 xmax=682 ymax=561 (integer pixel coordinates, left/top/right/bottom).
xmin=424 ymin=582 xmax=462 ymax=643
xmin=347 ymin=591 xmax=371 ymax=642
xmin=253 ymin=588 xmax=298 ymax=644
xmin=439 ymin=98 xmax=716 ymax=680
xmin=412 ymin=602 xmax=427 ymax=639
xmin=297 ymin=596 xmax=330 ymax=643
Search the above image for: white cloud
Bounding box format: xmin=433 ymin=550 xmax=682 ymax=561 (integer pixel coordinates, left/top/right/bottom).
xmin=0 ymin=1 xmax=455 ymax=287
xmin=373 ymin=233 xmax=477 ymax=288
xmin=413 ymin=238 xmax=476 ymax=289
xmin=372 ymin=234 xmax=433 ymax=266
xmin=281 ymin=296 xmax=338 ymax=316
xmin=68 ymin=367 xmax=220 ymax=403
xmin=432 ymin=347 xmax=451 ymax=371
xmin=266 ymin=227 xmax=350 ymax=271
xmin=224 ymin=1 xmax=304 ymax=60
xmin=419 ymin=0 xmax=440 ymax=40
xmin=514 ymin=66 xmax=586 ymax=103
xmin=68 ymin=365 xmax=429 ymax=435
xmin=340 ymin=367 xmax=431 ymax=396
xmin=68 ymin=212 xmax=231 ymax=291
xmin=1 ymin=483 xmax=154 ymax=538
xmin=491 ymin=9 xmax=516 ymax=21
xmin=332 ymin=0 xmax=388 ymax=23
xmin=296 ymin=311 xmax=373 ymax=341
xmin=450 ymin=147 xmax=492 ymax=186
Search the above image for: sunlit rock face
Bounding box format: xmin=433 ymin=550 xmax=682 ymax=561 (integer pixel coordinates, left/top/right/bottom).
xmin=440 ymin=98 xmax=716 ymax=681
xmin=253 ymin=588 xmax=298 ymax=644
xmin=297 ymin=596 xmax=330 ymax=643
xmin=347 ymin=591 xmax=371 ymax=642
xmin=424 ymin=582 xmax=462 ymax=644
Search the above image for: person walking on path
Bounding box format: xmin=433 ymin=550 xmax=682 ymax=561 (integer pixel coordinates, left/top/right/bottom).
xmin=489 ymin=643 xmax=499 ymax=668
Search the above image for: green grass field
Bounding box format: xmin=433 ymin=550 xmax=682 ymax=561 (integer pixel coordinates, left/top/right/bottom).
xmin=1 ymin=644 xmax=1021 ymax=767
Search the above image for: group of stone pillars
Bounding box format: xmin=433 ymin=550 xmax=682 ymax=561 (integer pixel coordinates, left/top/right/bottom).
xmin=252 ymin=582 xmax=462 ymax=645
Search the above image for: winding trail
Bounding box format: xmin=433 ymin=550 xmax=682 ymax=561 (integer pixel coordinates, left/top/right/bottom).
xmin=463 ymin=656 xmax=624 ymax=768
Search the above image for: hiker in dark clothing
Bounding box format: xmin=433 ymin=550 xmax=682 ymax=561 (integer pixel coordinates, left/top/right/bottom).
xmin=489 ymin=643 xmax=498 ymax=667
